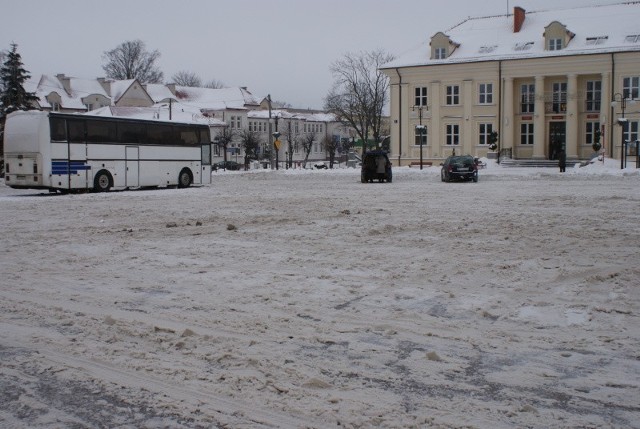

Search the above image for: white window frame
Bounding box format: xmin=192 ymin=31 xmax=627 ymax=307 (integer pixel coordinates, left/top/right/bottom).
xmin=586 ymin=81 xmax=601 ymax=112
xmin=521 ymin=84 xmax=535 ymax=113
xmin=548 ymin=38 xmax=562 ymax=51
xmin=446 ymin=85 xmax=459 ymax=106
xmin=445 ymin=124 xmax=460 ymax=146
xmin=414 ymin=87 xmax=428 ymax=107
xmin=623 ymin=77 xmax=639 ymax=100
xmin=520 ymin=123 xmax=534 ymax=145
xmin=479 ymin=83 xmax=493 ymax=105
xmin=585 ymin=121 xmax=600 ymax=145
xmin=414 ymin=125 xmax=427 ymax=146
xmin=478 ymin=123 xmax=493 ymax=145
xmin=435 ymin=47 xmax=446 ymax=59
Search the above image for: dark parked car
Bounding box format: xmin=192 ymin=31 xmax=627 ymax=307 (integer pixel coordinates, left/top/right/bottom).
xmin=361 ymin=150 xmax=392 ymax=183
xmin=441 ymin=155 xmax=478 ymax=182
xmin=213 ymin=160 xmax=240 ymax=171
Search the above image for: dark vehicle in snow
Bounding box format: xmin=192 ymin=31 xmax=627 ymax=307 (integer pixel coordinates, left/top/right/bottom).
xmin=441 ymin=155 xmax=478 ymax=182
xmin=361 ymin=150 xmax=392 ymax=183
xmin=213 ymin=160 xmax=240 ymax=171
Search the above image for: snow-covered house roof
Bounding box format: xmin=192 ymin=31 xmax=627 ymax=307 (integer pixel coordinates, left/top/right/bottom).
xmin=383 ymin=2 xmax=640 ymax=69
xmin=247 ymin=109 xmax=336 ymax=123
xmin=143 ymin=83 xmax=178 ymax=103
xmin=172 ymin=86 xmax=263 ymax=110
xmin=85 ymin=104 xmax=227 ymax=127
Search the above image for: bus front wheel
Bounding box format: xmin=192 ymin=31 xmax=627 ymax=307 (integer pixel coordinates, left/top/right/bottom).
xmin=94 ymin=170 xmax=112 ymax=192
xmin=178 ymin=168 xmax=192 ymax=188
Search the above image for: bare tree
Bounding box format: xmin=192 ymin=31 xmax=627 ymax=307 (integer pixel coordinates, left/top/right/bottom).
xmin=324 ymin=49 xmax=394 ymax=155
xmin=171 ymin=70 xmax=202 ymax=87
xmin=322 ymin=135 xmax=340 ymax=168
xmin=214 ymin=126 xmax=235 ymax=163
xmin=204 ymin=79 xmax=226 ymax=89
xmin=239 ymin=129 xmax=260 ymax=169
xmin=102 ymin=40 xmax=164 ymax=83
xmin=280 ymin=119 xmax=300 ymax=168
xmin=300 ymin=132 xmax=316 ymax=168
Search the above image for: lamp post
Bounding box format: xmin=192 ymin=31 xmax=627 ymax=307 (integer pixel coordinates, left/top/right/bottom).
xmin=273 ymin=114 xmax=280 ymax=170
xmin=612 ymin=93 xmax=627 ymax=170
xmin=413 ymin=105 xmax=425 ymax=170
xmin=612 ymin=93 xmax=638 ymax=169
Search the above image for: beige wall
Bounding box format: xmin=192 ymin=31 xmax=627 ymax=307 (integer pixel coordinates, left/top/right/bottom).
xmin=386 ymin=51 xmax=640 ymax=166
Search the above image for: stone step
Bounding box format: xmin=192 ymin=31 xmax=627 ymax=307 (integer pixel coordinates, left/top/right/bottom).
xmin=499 ymin=158 xmax=582 ymax=168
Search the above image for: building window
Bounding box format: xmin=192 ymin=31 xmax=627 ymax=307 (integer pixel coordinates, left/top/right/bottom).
xmin=446 ymin=85 xmax=459 ymax=105
xmin=435 ymin=47 xmax=446 ymax=59
xmin=515 ymin=42 xmax=534 ymax=51
xmin=479 ymin=83 xmax=493 ymax=104
xmin=478 ymin=123 xmax=493 ymax=145
xmin=446 ymin=124 xmax=459 ymax=145
xmin=548 ymin=38 xmax=562 ymax=50
xmin=520 ymin=123 xmax=534 ymax=145
xmin=585 ymin=81 xmax=601 ymax=112
xmin=586 ymin=122 xmax=600 ymax=145
xmin=230 ymin=115 xmax=241 ymax=129
xmin=586 ymin=36 xmax=607 ymax=45
xmin=414 ymin=125 xmax=427 ymax=146
xmin=414 ymin=87 xmax=428 ymax=107
xmin=623 ymin=121 xmax=639 ymax=146
xmin=623 ymin=77 xmax=639 ymax=99
xmin=521 ymin=84 xmax=535 ymax=113
xmin=552 ymin=82 xmax=567 ymax=113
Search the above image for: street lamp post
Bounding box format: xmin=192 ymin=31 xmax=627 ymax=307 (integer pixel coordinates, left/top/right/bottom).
xmin=273 ymin=114 xmax=280 ymax=170
xmin=612 ymin=93 xmax=628 ymax=170
xmin=413 ymin=105 xmax=425 ymax=170
xmin=612 ymin=93 xmax=639 ymax=169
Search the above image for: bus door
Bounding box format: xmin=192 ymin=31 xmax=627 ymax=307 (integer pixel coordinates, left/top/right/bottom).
xmin=126 ymin=146 xmax=139 ymax=188
xmin=66 ymin=119 xmax=89 ymax=190
xmin=201 ymin=143 xmax=212 ymax=184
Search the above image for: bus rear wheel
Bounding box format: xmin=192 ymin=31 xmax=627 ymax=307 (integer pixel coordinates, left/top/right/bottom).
xmin=178 ymin=168 xmax=192 ymax=188
xmin=94 ymin=170 xmax=112 ymax=192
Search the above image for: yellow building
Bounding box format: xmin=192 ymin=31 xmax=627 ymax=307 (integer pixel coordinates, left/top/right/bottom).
xmin=381 ymin=3 xmax=640 ymax=166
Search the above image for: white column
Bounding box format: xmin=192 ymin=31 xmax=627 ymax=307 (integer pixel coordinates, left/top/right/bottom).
xmin=503 ymin=77 xmax=514 ymax=156
xmin=566 ymin=74 xmax=579 ymax=159
xmin=533 ymin=75 xmax=546 ymax=159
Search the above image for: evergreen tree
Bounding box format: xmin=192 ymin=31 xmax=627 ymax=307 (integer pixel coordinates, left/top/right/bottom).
xmin=0 ymin=43 xmax=38 ymax=117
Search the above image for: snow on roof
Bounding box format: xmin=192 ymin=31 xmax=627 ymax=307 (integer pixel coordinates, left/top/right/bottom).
xmin=34 ymin=74 xmax=86 ymax=109
xmin=247 ymin=109 xmax=336 ymax=122
xmin=175 ymin=86 xmax=262 ymax=110
xmin=84 ymin=103 xmax=226 ymax=126
xmin=143 ymin=83 xmax=177 ymax=103
xmin=109 ymin=79 xmax=136 ymax=103
xmin=384 ymin=2 xmax=640 ymax=69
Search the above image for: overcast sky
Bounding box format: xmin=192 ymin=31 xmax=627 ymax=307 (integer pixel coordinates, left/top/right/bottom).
xmin=1 ymin=0 xmax=625 ymax=109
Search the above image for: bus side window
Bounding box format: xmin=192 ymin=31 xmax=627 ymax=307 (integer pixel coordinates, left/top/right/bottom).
xmin=67 ymin=119 xmax=86 ymax=143
xmin=86 ymin=120 xmax=117 ymax=143
xmin=50 ymin=117 xmax=67 ymax=141
xmin=179 ymin=128 xmax=198 ymax=145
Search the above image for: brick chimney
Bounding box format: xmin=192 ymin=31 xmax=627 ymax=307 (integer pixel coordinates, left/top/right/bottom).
xmin=514 ymin=6 xmax=526 ymax=33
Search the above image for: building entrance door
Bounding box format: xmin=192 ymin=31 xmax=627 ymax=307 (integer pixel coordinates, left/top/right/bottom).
xmin=549 ymin=122 xmax=566 ymax=160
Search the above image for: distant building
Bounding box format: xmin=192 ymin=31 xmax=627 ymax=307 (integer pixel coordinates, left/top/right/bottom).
xmin=381 ymin=3 xmax=640 ymax=166
xmin=27 ymin=75 xmax=354 ymax=166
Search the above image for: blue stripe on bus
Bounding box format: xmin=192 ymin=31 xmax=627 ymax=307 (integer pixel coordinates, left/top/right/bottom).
xmin=51 ymin=161 xmax=92 ymax=175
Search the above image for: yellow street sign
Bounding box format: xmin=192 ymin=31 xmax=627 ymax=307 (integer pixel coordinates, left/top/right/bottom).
xmin=274 ymin=139 xmax=281 ymax=150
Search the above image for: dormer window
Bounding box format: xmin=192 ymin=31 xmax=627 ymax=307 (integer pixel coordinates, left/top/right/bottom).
xmin=548 ymin=38 xmax=562 ymax=51
xmin=430 ymin=32 xmax=459 ymax=60
xmin=544 ymin=21 xmax=574 ymax=51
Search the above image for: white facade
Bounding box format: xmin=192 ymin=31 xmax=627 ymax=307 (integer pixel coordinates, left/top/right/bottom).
xmin=382 ymin=3 xmax=640 ymax=166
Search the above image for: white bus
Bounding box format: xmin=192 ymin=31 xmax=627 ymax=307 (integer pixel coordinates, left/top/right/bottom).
xmin=3 ymin=110 xmax=212 ymax=192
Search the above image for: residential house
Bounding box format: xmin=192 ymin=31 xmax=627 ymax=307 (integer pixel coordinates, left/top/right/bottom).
xmin=382 ymin=3 xmax=640 ymax=166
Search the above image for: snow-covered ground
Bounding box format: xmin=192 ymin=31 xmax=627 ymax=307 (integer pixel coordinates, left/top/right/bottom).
xmin=1 ymin=160 xmax=639 ymax=428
